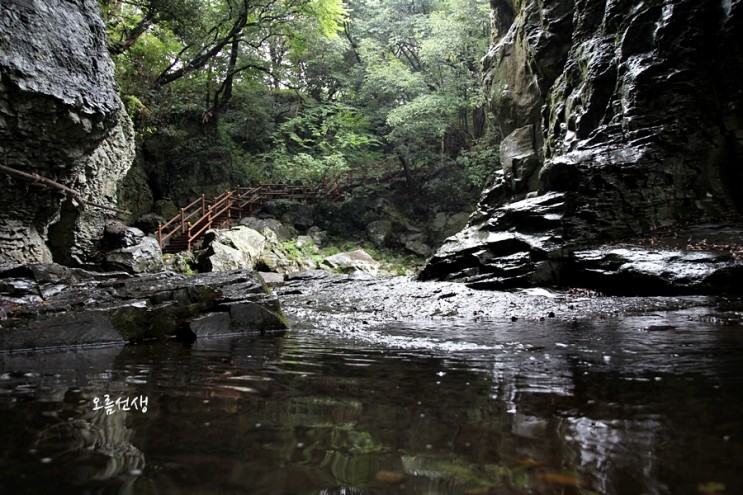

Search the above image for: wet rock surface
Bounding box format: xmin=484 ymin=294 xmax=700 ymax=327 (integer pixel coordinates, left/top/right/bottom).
xmin=0 ymin=264 xmax=286 ymax=352
xmin=0 ymin=0 xmax=134 ymax=265
xmin=322 ymin=249 xmax=380 ymax=275
xmin=101 ymin=222 xmax=165 ymax=274
xmin=424 ymin=0 xmax=743 ymax=289
xmin=3 ymin=261 xmax=741 ymax=353
xmin=277 ymin=271 xmax=742 ymax=336
xmin=424 ymin=221 xmax=743 ymax=294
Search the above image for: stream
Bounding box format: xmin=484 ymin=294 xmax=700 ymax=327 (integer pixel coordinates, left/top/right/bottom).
xmin=1 ymin=289 xmax=742 ymax=495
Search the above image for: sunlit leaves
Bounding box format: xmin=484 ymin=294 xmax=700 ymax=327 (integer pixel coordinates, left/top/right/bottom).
xmin=303 ymin=0 xmax=349 ymax=37
xmin=260 ymin=101 xmax=381 ymax=182
xmin=387 ymin=93 xmax=456 ymax=138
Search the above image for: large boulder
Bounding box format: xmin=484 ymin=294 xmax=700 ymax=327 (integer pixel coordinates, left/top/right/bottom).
xmin=198 ymin=227 xmax=266 ymax=272
xmin=238 ymin=216 xmax=294 ymax=241
xmin=0 ymin=0 xmax=134 ymax=265
xmin=101 ymin=221 xmax=144 ymax=250
xmin=366 ymin=220 xmax=394 ymax=247
xmin=105 ymin=235 xmax=165 ymax=274
xmin=322 ymin=249 xmax=380 ymax=275
xmin=422 ymin=0 xmax=743 ymax=293
xmin=569 ymin=245 xmax=743 ymax=296
xmin=196 ymin=225 xmax=321 ymax=275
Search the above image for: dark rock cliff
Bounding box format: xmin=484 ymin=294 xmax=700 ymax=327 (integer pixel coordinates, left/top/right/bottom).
xmin=421 ymin=0 xmax=743 ymax=292
xmin=0 ymin=0 xmax=134 ymax=265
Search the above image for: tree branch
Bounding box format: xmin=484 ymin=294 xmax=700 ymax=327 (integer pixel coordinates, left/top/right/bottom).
xmin=0 ymin=164 xmax=130 ymax=214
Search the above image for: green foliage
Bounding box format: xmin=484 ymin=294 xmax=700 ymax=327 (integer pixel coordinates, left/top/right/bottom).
xmin=302 ymin=0 xmax=349 ymax=37
xmin=387 ymin=93 xmax=456 ymax=140
xmin=106 ymin=0 xmax=495 ymax=209
xmin=349 ymin=0 xmax=492 ymax=171
xmin=456 ymin=139 xmax=500 ymax=189
xmin=260 ymin=101 xmax=381 ymax=182
xmin=121 ymin=94 xmax=148 ymax=120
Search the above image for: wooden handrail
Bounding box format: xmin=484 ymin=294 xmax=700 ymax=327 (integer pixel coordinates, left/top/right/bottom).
xmin=158 ymin=163 xmax=402 ymax=251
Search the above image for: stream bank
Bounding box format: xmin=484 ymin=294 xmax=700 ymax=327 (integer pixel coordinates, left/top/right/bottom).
xmin=3 ymin=261 xmax=742 ymax=353
xmin=0 ymin=264 xmax=285 ymax=353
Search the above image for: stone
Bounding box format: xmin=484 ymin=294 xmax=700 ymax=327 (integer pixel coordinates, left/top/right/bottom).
xmin=366 ymin=220 xmax=394 ymax=247
xmin=444 ymin=212 xmax=470 ymax=238
xmin=238 ymin=217 xmax=294 ymax=241
xmin=189 ymin=312 xmax=233 ymax=338
xmin=257 ymin=271 xmax=284 ymax=286
xmin=431 ymin=213 xmax=449 ymax=233
xmin=189 ymin=299 xmax=286 ymax=337
xmin=0 ymin=267 xmax=287 ymax=351
xmin=199 ymin=241 xmax=245 ymax=272
xmin=422 ymin=0 xmax=743 ymax=293
xmin=133 ymin=213 xmax=166 ymax=235
xmin=104 ymin=236 xmax=165 ymax=274
xmin=162 ymin=252 xmax=196 ymax=274
xmin=295 ymin=235 xmax=317 ymax=252
xmin=261 ymin=200 xmax=315 ymax=230
xmin=500 ymin=125 xmax=540 ymax=193
xmin=0 ymin=0 xmax=134 ymax=265
xmin=226 ymin=299 xmax=286 ymax=331
xmin=101 ymin=223 xmax=145 ymax=249
xmin=569 ymin=246 xmax=743 ymax=296
xmin=404 ymin=240 xmax=432 ymax=257
xmin=198 ymin=226 xmax=265 ymax=272
xmin=322 ymin=249 xmax=380 ymax=275
xmin=307 ymin=226 xmax=327 ymax=247
xmin=153 ymin=199 xmax=178 ymax=219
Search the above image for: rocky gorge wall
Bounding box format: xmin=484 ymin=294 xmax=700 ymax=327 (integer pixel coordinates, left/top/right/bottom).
xmin=0 ymin=0 xmax=134 ymax=266
xmin=422 ymin=0 xmax=743 ymax=291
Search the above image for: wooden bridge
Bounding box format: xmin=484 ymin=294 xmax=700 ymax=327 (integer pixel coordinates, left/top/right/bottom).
xmin=156 ymin=167 xmax=396 ymax=253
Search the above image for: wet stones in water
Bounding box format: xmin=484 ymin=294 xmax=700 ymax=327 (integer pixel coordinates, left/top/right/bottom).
xmin=0 ymin=266 xmax=287 ymax=351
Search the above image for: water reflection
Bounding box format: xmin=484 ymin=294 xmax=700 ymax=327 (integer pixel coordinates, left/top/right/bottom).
xmin=0 ymin=305 xmax=742 ymax=494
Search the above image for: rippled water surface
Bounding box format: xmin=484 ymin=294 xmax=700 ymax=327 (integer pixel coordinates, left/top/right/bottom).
xmin=1 ymin=305 xmax=742 ymax=494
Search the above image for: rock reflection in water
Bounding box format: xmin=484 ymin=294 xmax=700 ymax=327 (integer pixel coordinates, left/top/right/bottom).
xmin=0 ymin=307 xmax=742 ymax=494
xmin=0 ymin=347 xmax=145 ymax=493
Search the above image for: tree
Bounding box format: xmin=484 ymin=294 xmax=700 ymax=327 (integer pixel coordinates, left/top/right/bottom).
xmin=102 ymin=0 xmax=347 ymax=119
xmin=105 ymin=0 xmax=493 ymax=203
xmin=340 ymin=0 xmax=491 ymax=189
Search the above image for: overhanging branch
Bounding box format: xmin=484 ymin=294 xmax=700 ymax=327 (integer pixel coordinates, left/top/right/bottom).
xmin=0 ymin=164 xmax=130 ymax=215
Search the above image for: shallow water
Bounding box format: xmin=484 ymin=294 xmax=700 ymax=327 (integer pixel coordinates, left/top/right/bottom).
xmin=1 ymin=304 xmax=742 ymax=495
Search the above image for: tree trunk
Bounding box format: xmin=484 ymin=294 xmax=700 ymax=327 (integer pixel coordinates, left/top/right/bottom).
xmin=396 ymin=151 xmax=417 ymax=193
xmin=473 ymin=106 xmax=486 ymax=140
xmin=108 ymin=17 xmax=152 ymax=55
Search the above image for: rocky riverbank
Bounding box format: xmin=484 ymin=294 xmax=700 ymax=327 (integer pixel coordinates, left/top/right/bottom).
xmin=5 ymin=258 xmax=743 ymax=354
xmin=422 ymin=217 xmax=743 ymax=294
xmin=0 ymin=264 xmax=285 ymax=353
xmin=277 ymin=270 xmax=742 ymax=326
xmin=422 ymin=0 xmax=743 ymax=288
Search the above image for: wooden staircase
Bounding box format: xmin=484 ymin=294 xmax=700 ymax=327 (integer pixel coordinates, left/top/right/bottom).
xmin=157 ymin=164 xmax=403 ymax=254
xmin=157 ymin=181 xmax=343 ymax=253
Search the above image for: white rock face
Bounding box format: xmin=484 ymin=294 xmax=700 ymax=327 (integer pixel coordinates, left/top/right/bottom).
xmin=322 ymin=249 xmax=380 ymax=275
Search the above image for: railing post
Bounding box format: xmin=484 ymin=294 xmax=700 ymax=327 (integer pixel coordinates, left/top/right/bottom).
xmin=180 ymin=207 xmax=186 ymax=233
xmin=157 ymin=224 xmax=163 ymax=249
xmin=201 ymin=194 xmax=206 ymax=216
